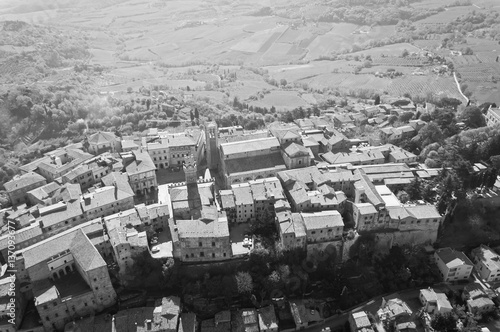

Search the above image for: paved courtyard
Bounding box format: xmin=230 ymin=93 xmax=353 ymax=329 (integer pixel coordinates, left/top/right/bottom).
xmin=229 ymin=223 xmax=253 ymax=256
xmin=151 ymin=227 xmax=173 ymax=259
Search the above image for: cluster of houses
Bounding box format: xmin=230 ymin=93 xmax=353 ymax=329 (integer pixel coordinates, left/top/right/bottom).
xmin=62 ymin=295 xmax=310 ymax=332
xmin=2 ymin=97 xmax=500 ymax=332
xmin=349 ymin=246 xmax=500 ymax=332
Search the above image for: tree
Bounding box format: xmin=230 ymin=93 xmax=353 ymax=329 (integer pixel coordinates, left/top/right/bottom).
xmin=402 ymin=49 xmax=409 ymax=57
xmin=138 ymin=120 xmax=147 ymax=131
xmin=418 ymin=122 xmax=444 ymax=147
xmin=460 ymin=106 xmax=486 ymax=128
xmin=280 ymin=79 xmax=287 ymax=87
xmin=399 ymin=112 xmax=414 ymax=123
xmin=194 ymin=108 xmax=200 ymax=119
xmin=235 ymin=271 xmax=253 ymax=295
xmin=462 ymin=47 xmax=474 ymax=55
xmin=431 ymin=312 xmax=458 ymax=332
xmin=396 ymin=190 xmax=409 ymax=203
xmin=190 ymin=110 xmax=194 ymax=121
xmin=405 ymin=178 xmax=422 ymax=201
xmin=374 ymin=95 xmax=380 ymax=105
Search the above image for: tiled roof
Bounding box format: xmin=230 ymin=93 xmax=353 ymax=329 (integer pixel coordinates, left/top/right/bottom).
xmin=88 ymin=132 xmax=118 ymax=145
xmin=387 ymin=206 xmax=413 ymax=220
xmin=258 ymin=305 xmax=278 ymax=331
xmin=301 ymin=210 xmax=344 ymax=230
xmin=220 ymin=137 xmax=280 ymax=156
xmin=164 ymin=134 xmax=197 ymax=147
xmin=225 ymin=152 xmax=285 ymax=175
xmin=467 ymin=297 xmax=495 ymax=309
xmin=354 ymin=169 xmax=385 ymax=208
xmin=355 ymin=203 xmax=377 ymax=215
xmin=291 ymin=213 xmax=307 ymax=237
xmin=27 ymin=181 xmax=61 ymax=202
xmin=176 ymin=214 xmax=229 ymax=238
xmin=352 ymin=311 xmax=371 ymax=329
xmin=102 ymin=172 xmax=134 ymax=196
xmin=435 ymin=247 xmax=473 ymax=267
xmin=4 ymin=172 xmax=46 ymax=192
xmin=220 ymin=190 xmax=236 ymax=209
xmin=38 ymin=199 xmax=83 ymax=228
xmin=232 ymin=185 xmax=254 ymax=206
xmin=283 ymin=142 xmax=309 ymax=157
xmin=23 ymin=228 xmax=105 ymax=270
xmin=80 ymin=186 xmax=133 ymax=212
xmin=405 ymin=205 xmax=441 ymax=220
xmin=124 ymin=150 xmax=156 ymax=175
xmin=70 ymin=229 xmax=107 ymax=271
xmin=472 ymin=245 xmax=500 ymax=272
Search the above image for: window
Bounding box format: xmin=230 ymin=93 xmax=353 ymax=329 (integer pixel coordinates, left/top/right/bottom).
xmin=223 ymin=253 xmax=227 ymax=257
xmin=55 ymin=313 xmax=59 ymax=318
xmin=200 ymin=252 xmax=204 ymax=257
xmin=84 ymin=303 xmax=88 ymax=307
xmin=212 ymin=242 xmax=216 ymax=247
xmin=212 ymin=253 xmax=215 ymax=258
xmin=199 ymin=242 xmax=202 ymax=247
xmin=311 ymin=231 xmax=316 ymax=235
xmin=53 ymin=302 xmax=57 ymax=307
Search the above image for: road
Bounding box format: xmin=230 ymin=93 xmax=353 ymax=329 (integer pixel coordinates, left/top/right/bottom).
xmin=302 ymin=312 xmax=349 ymax=332
xmin=453 ymin=71 xmax=469 ymax=104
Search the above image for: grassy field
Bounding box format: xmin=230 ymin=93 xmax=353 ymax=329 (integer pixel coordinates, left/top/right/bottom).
xmin=0 ymin=0 xmax=494 ymax=103
xmin=304 ymin=24 xmax=396 ymax=60
xmin=466 ymin=82 xmax=500 ymax=105
xmin=249 ymin=90 xmax=310 ymax=110
xmin=347 ymin=43 xmax=421 ymax=57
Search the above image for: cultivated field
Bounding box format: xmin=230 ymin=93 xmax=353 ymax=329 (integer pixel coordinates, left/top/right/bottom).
xmin=387 ymin=76 xmax=464 ymax=101
xmin=249 ymin=90 xmax=310 ymax=110
xmin=0 ymin=0 xmax=496 ymax=104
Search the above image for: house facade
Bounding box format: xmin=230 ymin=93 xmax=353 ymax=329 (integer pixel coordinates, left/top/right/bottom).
xmin=471 ymin=244 xmax=500 ymax=282
xmin=434 ymin=247 xmax=474 ymax=282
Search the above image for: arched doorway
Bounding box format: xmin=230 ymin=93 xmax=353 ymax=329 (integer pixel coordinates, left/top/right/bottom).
xmin=65 ymin=265 xmax=71 ymax=274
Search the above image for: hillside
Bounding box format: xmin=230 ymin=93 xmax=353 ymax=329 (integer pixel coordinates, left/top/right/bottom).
xmin=0 ymin=20 xmax=89 ymax=84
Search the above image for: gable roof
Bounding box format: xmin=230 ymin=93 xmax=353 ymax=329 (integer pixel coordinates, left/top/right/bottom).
xmin=4 ymin=172 xmax=46 ymax=192
xmin=88 ymin=132 xmax=118 ymax=145
xmin=301 ymin=210 xmax=344 ymax=230
xmin=283 ymin=143 xmax=309 ymax=157
xmin=22 ymin=228 xmax=105 ymax=271
xmin=220 ymin=137 xmax=279 ymax=156
xmin=435 ymin=247 xmax=473 ymax=268
xmin=124 ymin=150 xmax=156 ymax=175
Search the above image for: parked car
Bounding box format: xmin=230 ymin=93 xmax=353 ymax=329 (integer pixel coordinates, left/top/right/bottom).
xmin=243 ymin=234 xmax=252 ymax=247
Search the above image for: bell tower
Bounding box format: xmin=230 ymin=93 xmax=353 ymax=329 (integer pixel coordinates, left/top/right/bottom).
xmin=183 ymin=155 xmax=197 ymax=184
xmin=206 ymin=122 xmax=219 ymax=170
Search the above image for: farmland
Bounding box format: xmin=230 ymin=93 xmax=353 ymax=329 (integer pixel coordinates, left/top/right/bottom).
xmin=0 ymin=0 xmax=498 ymax=106
xmin=249 ymin=90 xmax=310 ymax=110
